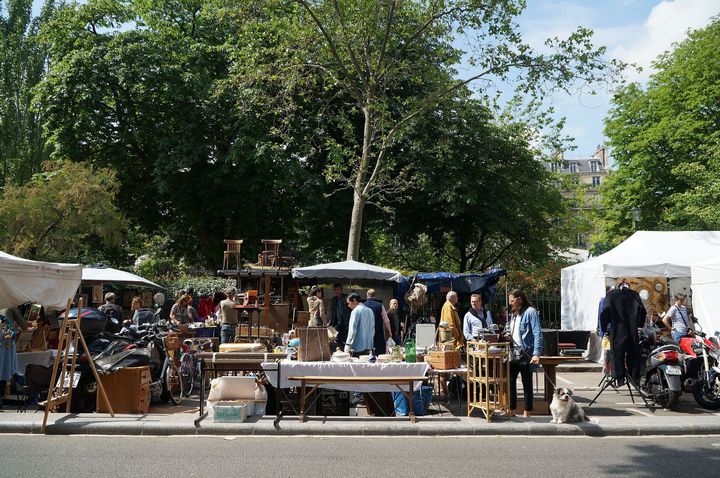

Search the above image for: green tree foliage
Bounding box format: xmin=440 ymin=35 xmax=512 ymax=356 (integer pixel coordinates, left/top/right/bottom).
xmin=0 ymin=160 xmax=126 ymax=261
xmin=36 ymin=0 xmax=327 ymax=265
xmin=598 ymin=18 xmax=720 ymax=245
xmin=228 ymin=0 xmax=619 ymax=261
xmin=368 ymin=98 xmax=567 ymax=272
xmin=0 ymin=0 xmax=55 ymax=187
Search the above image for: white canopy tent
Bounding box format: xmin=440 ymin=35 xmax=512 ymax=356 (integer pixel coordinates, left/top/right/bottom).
xmin=292 ymin=260 xmax=404 ymax=283
xmin=82 ymin=266 xmax=162 ymax=289
xmin=691 ymin=254 xmax=720 ymax=336
xmin=0 ymin=251 xmax=82 ymax=310
xmin=561 ymin=231 xmax=720 ymax=331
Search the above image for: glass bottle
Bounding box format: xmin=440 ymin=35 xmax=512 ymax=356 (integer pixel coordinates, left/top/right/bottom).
xmin=405 ymin=338 xmax=416 ymax=363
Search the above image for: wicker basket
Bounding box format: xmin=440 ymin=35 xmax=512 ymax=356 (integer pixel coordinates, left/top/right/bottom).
xmin=164 ymin=335 xmax=181 ymax=351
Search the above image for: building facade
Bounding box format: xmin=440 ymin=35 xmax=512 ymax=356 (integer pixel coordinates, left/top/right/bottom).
xmin=545 ymin=145 xmax=609 ymax=249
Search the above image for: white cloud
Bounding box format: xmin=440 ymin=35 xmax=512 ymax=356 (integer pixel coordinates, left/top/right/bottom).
xmin=607 ymin=0 xmax=719 ymax=80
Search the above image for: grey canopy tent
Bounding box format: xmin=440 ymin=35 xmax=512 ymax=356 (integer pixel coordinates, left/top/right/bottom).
xmin=291 ymin=259 xmax=404 ymax=283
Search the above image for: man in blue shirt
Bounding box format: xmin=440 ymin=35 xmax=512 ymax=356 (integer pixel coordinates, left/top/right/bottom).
xmin=344 ymin=293 xmax=375 ymax=355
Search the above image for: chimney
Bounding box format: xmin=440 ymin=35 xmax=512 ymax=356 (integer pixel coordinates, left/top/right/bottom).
xmin=595 ymin=144 xmax=607 ymax=167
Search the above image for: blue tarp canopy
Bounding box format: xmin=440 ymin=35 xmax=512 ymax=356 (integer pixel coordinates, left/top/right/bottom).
xmin=402 ymin=269 xmax=507 ymax=299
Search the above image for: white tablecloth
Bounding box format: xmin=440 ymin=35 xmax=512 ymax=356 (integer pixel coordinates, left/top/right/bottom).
xmin=261 ymin=361 xmax=430 ymax=392
xmin=16 ymin=350 xmax=56 ymax=376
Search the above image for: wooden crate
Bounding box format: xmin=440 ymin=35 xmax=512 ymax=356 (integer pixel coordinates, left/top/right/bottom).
xmin=427 ymin=350 xmax=461 ymax=369
xmin=97 ymin=366 xmax=151 ymax=414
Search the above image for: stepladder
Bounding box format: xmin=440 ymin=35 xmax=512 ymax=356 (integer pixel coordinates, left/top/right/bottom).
xmin=41 ymin=297 xmax=114 ymax=433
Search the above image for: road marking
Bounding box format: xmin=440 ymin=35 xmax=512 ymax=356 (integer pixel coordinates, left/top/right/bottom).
xmin=557 ymin=376 xmax=573 ymax=385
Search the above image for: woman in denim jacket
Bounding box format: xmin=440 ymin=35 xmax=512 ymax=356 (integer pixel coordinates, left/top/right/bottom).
xmin=505 ymin=289 xmax=543 ymax=417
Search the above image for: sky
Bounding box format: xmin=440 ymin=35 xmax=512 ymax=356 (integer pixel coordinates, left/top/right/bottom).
xmin=512 ymin=0 xmax=719 ymax=159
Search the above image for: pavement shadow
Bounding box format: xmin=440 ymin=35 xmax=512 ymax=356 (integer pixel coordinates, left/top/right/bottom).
xmin=597 ymin=443 xmax=720 ymax=477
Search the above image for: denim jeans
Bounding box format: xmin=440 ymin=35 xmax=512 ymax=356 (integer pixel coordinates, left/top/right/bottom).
xmin=672 ymin=329 xmax=686 ymax=343
xmin=221 ymin=324 xmax=237 ymax=344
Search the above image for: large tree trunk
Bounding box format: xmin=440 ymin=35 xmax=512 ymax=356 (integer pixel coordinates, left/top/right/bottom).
xmin=346 ymin=105 xmax=373 ymax=261
xmin=346 ymin=191 xmax=365 ymax=260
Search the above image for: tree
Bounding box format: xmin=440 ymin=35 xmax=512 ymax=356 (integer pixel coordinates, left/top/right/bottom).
xmin=0 ymin=0 xmax=55 ymax=187
xmin=367 ymin=97 xmax=567 ymax=272
xmin=0 ymin=160 xmax=126 ymax=261
xmin=233 ymin=0 xmax=619 ymax=260
xmin=598 ymin=18 xmax=720 ymax=245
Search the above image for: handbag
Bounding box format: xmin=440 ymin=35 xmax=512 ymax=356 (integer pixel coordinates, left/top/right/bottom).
xmin=508 ymin=314 xmax=531 ymax=367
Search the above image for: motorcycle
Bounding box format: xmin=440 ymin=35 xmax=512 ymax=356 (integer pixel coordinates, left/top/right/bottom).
xmin=638 ymin=327 xmax=684 ymax=409
xmin=678 ymin=322 xmax=720 ymax=410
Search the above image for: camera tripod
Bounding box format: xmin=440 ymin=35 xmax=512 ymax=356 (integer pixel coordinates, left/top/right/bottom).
xmin=587 ymin=372 xmax=653 ymax=408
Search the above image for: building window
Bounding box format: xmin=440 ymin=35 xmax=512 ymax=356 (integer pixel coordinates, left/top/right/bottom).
xmin=590 ymin=160 xmax=598 ymax=172
xmin=569 ymin=162 xmax=577 ymax=173
xmin=592 ymin=176 xmax=601 ymax=187
xmin=550 ymin=162 xmax=558 ymax=172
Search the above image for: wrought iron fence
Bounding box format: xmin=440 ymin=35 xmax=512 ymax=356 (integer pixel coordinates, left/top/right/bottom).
xmin=528 ymin=292 xmax=561 ymax=329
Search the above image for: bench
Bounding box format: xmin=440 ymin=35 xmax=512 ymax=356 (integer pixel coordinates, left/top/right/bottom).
xmin=286 ymin=375 xmax=428 ymax=423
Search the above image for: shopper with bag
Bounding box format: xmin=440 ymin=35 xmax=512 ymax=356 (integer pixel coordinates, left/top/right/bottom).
xmin=504 ymin=289 xmax=543 ymax=417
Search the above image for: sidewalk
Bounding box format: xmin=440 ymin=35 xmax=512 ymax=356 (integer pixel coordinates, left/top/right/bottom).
xmin=2 ymin=370 xmax=718 ymax=436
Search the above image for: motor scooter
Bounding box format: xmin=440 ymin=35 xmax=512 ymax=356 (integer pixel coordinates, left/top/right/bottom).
xmin=678 ymin=321 xmax=720 ymax=410
xmin=638 ymin=328 xmax=684 ymax=409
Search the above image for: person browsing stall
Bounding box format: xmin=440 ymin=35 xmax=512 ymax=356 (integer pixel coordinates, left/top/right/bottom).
xmin=219 ymin=288 xmax=239 ymax=344
xmin=663 ymin=293 xmax=693 ymax=343
xmin=306 ymin=286 xmax=326 ymax=327
xmin=343 ymin=293 xmax=375 ymax=355
xmin=504 ymin=289 xmax=543 ymax=418
xmin=463 ymin=293 xmax=494 ymax=341
xmin=329 ymin=283 xmax=351 ymax=347
xmin=440 ymin=291 xmax=463 ymax=347
xmin=365 ymin=289 xmax=392 ymax=354
xmin=170 ymin=294 xmax=193 ymax=325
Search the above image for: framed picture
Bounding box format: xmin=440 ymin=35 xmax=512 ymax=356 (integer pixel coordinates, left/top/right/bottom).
xmin=92 ymin=285 xmax=104 ymax=304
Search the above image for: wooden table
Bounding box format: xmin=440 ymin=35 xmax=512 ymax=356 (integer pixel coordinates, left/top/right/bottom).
xmin=287 ymin=375 xmax=428 ymax=423
xmin=538 ymin=356 xmax=584 ymax=403
xmin=194 ymin=352 xmax=287 ymax=427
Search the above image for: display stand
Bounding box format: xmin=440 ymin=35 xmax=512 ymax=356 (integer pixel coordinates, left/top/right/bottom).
xmin=587 ymin=373 xmax=652 ymax=408
xmin=41 ymin=298 xmax=114 ymax=433
xmin=467 ymin=342 xmax=511 ymax=421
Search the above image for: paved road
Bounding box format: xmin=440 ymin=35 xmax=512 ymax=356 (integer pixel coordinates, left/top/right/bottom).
xmin=3 ymin=435 xmax=718 ymax=477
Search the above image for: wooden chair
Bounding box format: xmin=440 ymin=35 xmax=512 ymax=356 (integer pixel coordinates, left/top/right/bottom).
xmin=223 ymin=240 xmax=243 ymax=270
xmin=258 ymin=239 xmax=282 ymax=267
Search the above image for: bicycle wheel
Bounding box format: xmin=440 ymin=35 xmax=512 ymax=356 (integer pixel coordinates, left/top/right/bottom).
xmin=180 ymin=354 xmax=194 ymax=397
xmin=165 ymin=360 xmax=184 ymax=405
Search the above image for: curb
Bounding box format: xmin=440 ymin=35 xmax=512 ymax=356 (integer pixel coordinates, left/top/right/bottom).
xmin=3 ymin=415 xmax=720 ymax=437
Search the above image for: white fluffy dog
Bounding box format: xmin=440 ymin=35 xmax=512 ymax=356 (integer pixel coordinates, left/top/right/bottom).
xmin=550 ymin=388 xmax=590 ymax=424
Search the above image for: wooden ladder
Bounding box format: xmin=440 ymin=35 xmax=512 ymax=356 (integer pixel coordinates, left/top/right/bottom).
xmin=41 ymin=297 xmax=114 ymax=433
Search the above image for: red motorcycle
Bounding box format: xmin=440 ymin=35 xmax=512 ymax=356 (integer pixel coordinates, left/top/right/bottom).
xmin=679 ymin=324 xmax=720 ymax=410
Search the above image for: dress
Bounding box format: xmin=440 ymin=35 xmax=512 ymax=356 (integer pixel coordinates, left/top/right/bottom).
xmin=0 ymin=317 xmax=19 ymax=380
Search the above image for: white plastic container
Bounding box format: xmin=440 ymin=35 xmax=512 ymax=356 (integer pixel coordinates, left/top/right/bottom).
xmin=212 ymin=400 xmax=249 ymax=423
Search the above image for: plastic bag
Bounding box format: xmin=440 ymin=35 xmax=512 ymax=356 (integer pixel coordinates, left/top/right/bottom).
xmin=392 ymin=386 xmax=432 ymax=416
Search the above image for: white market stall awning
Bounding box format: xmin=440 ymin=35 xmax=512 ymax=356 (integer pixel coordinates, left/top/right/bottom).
xmin=292 ymin=260 xmax=404 ymax=283
xmin=691 ymin=253 xmax=720 ymax=337
xmin=561 ymin=231 xmax=720 ymax=331
xmin=82 ymin=266 xmax=162 ymax=289
xmin=0 ymin=251 xmax=82 ymax=310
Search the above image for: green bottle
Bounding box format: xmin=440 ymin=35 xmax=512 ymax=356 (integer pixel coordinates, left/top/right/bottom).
xmin=405 ymin=338 xmax=416 ymax=363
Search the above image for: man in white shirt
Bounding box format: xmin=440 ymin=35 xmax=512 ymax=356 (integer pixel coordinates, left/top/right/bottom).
xmin=463 ymin=293 xmax=493 ymax=341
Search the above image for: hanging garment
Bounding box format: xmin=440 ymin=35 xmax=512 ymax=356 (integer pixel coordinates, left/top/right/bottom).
xmin=600 ymin=288 xmax=645 ymax=382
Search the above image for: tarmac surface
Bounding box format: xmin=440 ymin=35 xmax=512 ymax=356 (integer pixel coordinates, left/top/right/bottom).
xmin=2 ymin=367 xmax=720 ymax=436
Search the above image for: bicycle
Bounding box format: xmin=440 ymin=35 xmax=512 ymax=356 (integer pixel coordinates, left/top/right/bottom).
xmin=179 ymin=338 xmax=214 ymax=397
